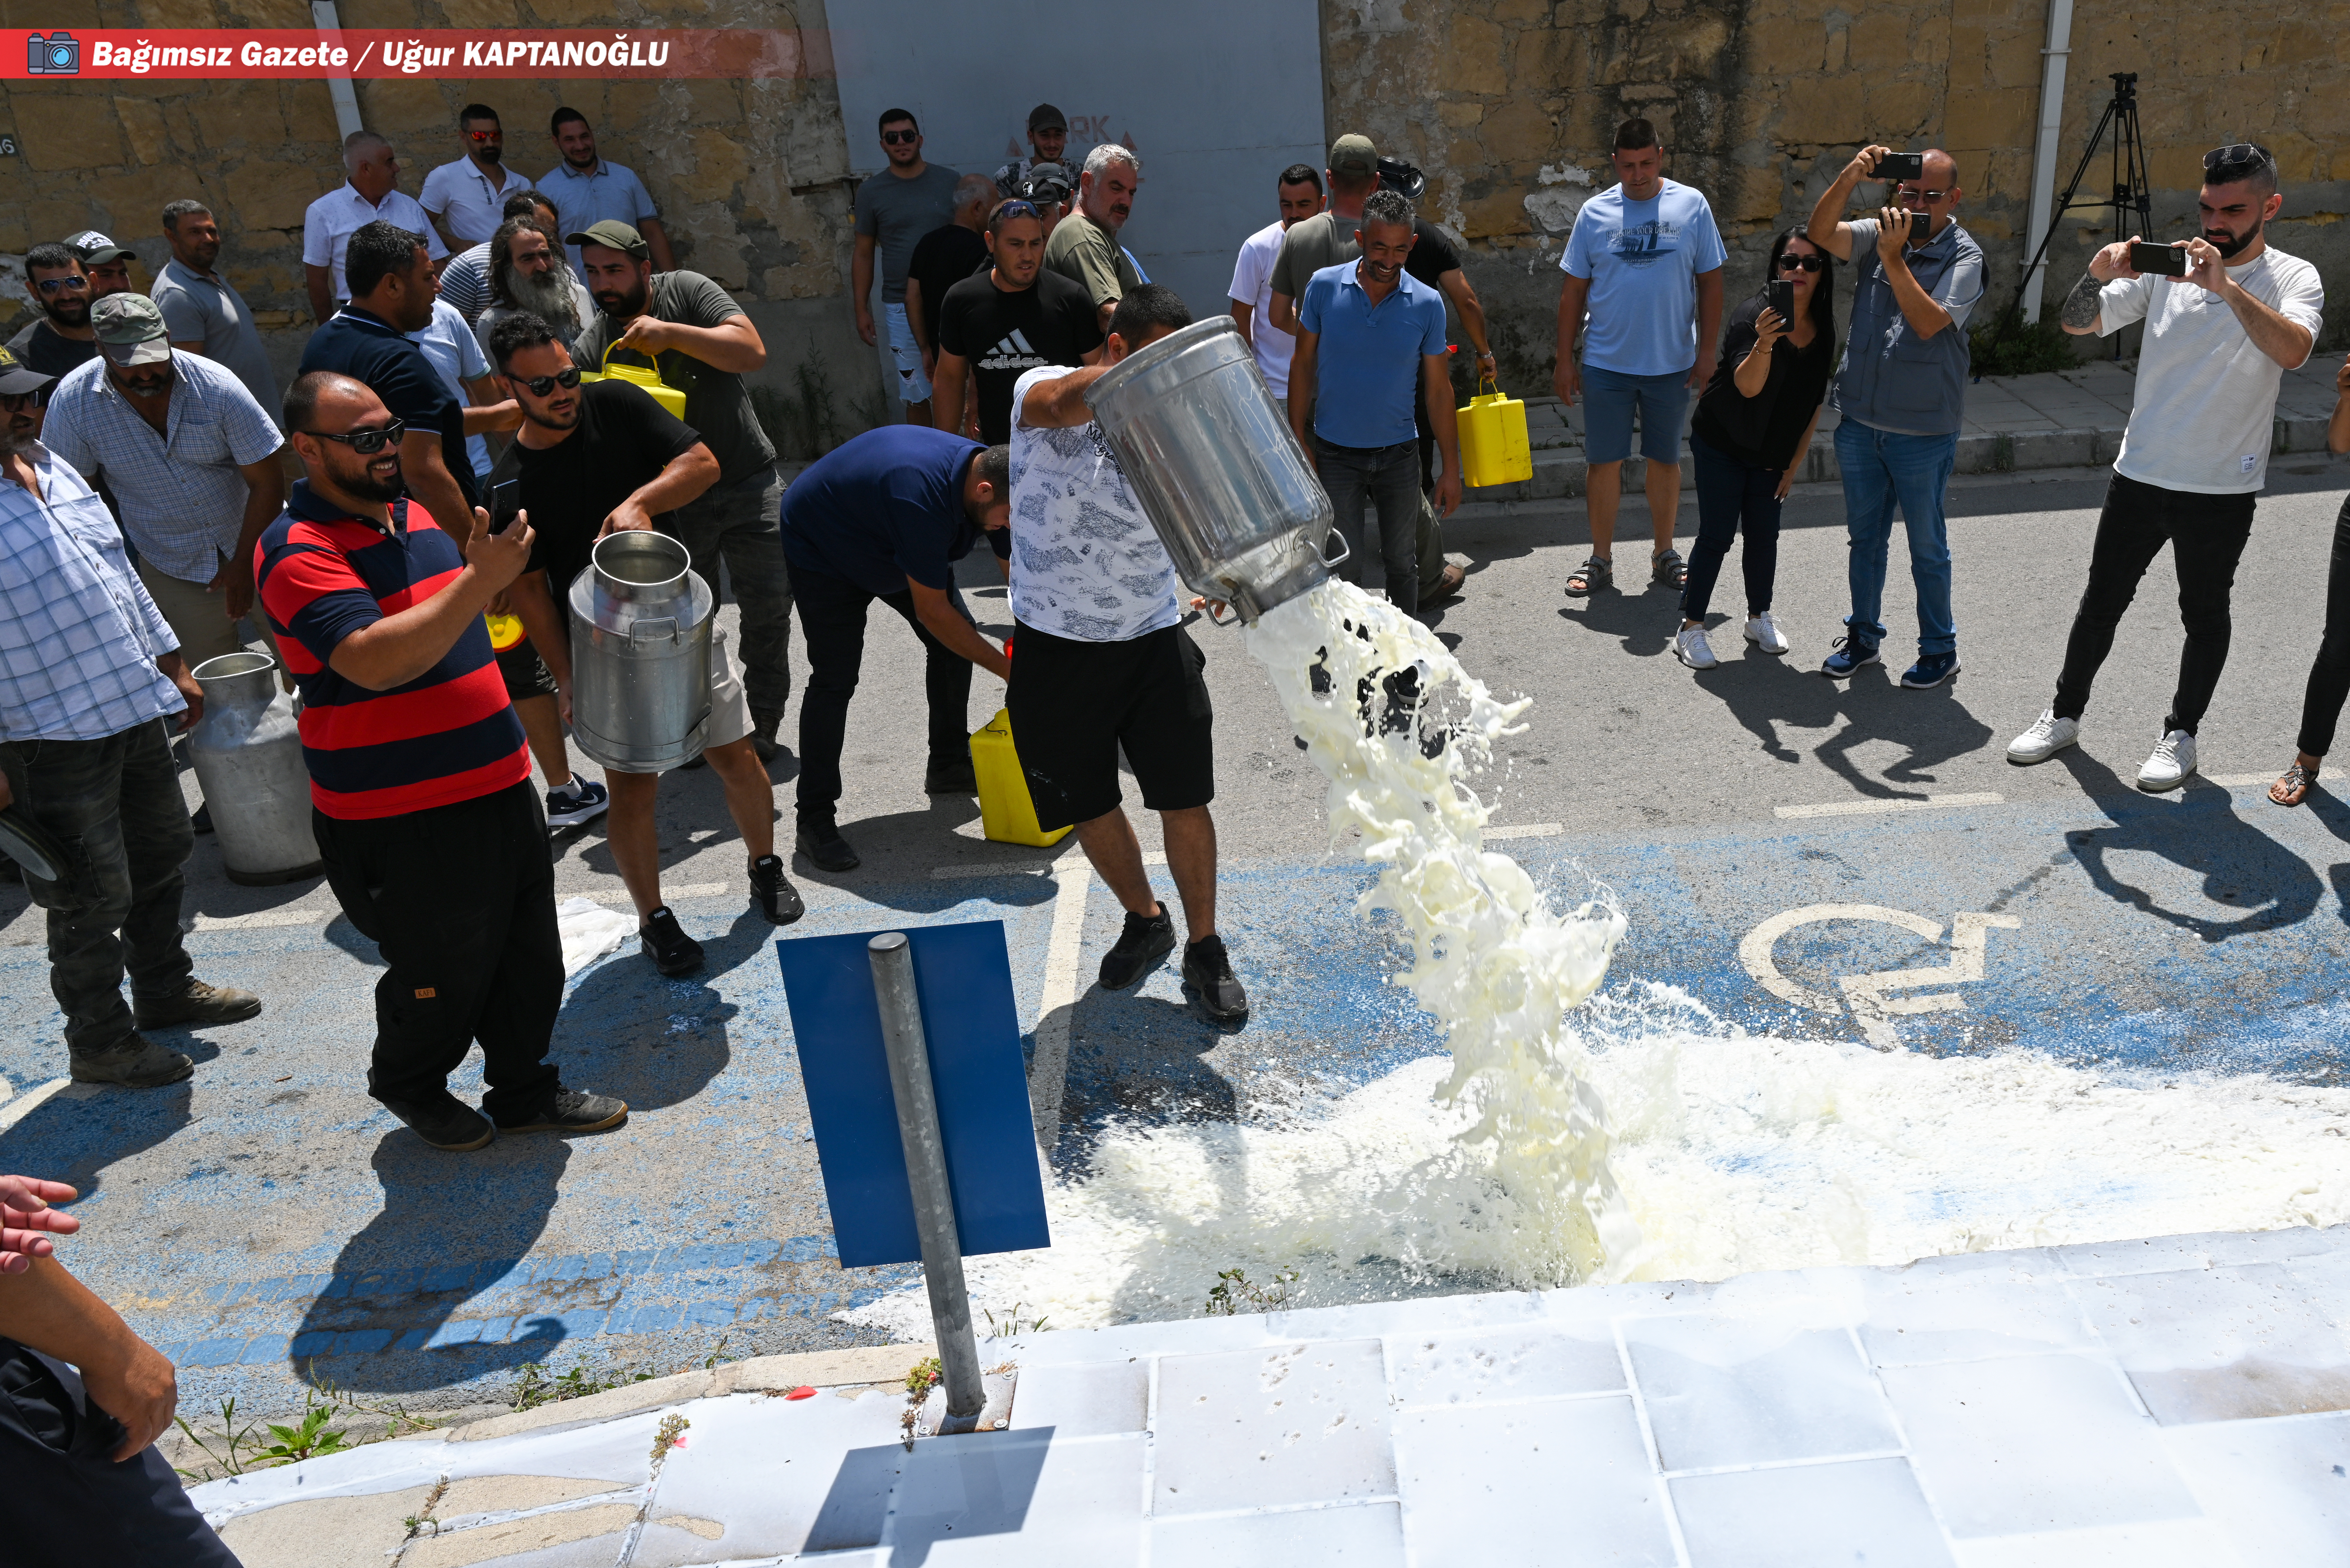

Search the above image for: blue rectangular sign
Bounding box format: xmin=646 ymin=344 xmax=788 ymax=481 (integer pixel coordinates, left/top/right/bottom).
xmin=776 ymin=921 xmax=1051 ymax=1268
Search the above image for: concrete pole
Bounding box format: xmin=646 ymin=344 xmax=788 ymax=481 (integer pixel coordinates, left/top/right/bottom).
xmin=311 ymin=2 xmax=365 ymax=144
xmin=867 ymin=932 xmax=985 ymax=1419
xmin=2020 ymin=0 xmax=2075 ymax=322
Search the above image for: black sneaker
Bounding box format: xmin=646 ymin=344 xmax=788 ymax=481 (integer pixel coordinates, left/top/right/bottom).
xmin=796 ymin=821 xmax=860 ymax=873
xmin=1181 ymin=935 xmax=1250 ymax=1022
xmin=383 ymin=1091 xmax=495 ymax=1151
xmin=924 ymin=756 xmax=978 ymax=794
xmin=133 ymin=979 xmax=263 ymax=1029
xmin=69 ymin=1034 xmax=194 ymax=1088
xmin=494 ymin=1088 xmax=628 ymax=1135
xmin=750 ymin=854 xmax=804 ymax=924
xmin=640 ymin=906 xmax=704 ymax=977
xmin=1099 ymin=904 xmax=1176 ymax=989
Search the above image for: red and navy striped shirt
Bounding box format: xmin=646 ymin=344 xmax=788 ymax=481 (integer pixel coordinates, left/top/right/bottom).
xmin=256 ymin=481 xmax=528 ymax=819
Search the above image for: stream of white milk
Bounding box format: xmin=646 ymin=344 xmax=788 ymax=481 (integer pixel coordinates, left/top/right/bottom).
xmin=844 ymin=580 xmax=2350 ymax=1337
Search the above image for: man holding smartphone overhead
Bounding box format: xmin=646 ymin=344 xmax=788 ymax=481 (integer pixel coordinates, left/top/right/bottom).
xmin=2006 ymin=143 xmax=2323 ymax=790
xmin=1804 ymin=146 xmax=1982 ymax=689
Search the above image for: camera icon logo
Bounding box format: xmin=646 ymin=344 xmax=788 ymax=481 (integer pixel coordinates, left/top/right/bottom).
xmin=28 ymin=31 xmax=81 ymax=75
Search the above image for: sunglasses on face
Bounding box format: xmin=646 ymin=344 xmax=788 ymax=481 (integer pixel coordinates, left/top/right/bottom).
xmin=513 ymin=366 xmax=583 ymax=396
xmin=1777 ymin=253 xmax=1823 ymax=273
xmin=304 ymin=419 xmax=406 ymax=455
xmin=35 ymin=276 xmax=87 ymax=294
xmin=881 ymin=129 xmax=919 ymax=145
xmin=466 ymin=129 xmax=500 ymax=142
xmin=1897 ymin=187 xmax=1952 ymax=204
xmin=0 ymin=392 xmax=38 ymax=412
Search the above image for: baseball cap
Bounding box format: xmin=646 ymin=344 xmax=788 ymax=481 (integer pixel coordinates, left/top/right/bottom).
xmin=0 ymin=343 xmax=55 ymax=396
xmin=66 ymin=230 xmax=137 ymax=266
xmin=1377 ymin=156 xmax=1427 ymax=201
xmin=1028 ymin=103 xmax=1067 ymax=133
xmin=567 ymin=219 xmax=649 ymax=260
xmin=1020 ymin=161 xmax=1073 ymax=200
xmin=91 ymin=293 xmax=171 ymax=366
xmin=1330 ymin=134 xmax=1378 ymax=176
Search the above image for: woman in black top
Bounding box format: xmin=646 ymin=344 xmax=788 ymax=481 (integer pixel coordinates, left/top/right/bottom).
xmin=1674 ymin=229 xmax=1837 ymax=670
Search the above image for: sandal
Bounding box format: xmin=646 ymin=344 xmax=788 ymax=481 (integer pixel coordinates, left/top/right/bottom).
xmin=2270 ymin=761 xmax=2318 ymax=807
xmin=1652 ymin=548 xmax=1686 ymax=589
xmin=1564 ymin=556 xmax=1612 ymax=597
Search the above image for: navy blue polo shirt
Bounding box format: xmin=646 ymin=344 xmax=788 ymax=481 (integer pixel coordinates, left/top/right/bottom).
xmin=1297 ymin=260 xmax=1449 ymax=449
xmin=298 ymin=306 xmax=479 ymax=508
xmin=780 ymin=425 xmax=1001 ymax=595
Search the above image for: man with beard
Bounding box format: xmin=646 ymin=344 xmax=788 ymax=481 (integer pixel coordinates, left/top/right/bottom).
xmin=994 ymin=103 xmax=1069 ymax=200
xmin=153 ymin=200 xmax=281 ymax=425
xmin=487 ymin=314 xmax=802 ymax=972
xmin=1045 ymin=144 xmax=1144 ymax=333
xmin=540 ymin=108 xmax=674 ymax=279
xmin=0 ymin=344 xmax=262 ymax=1091
xmin=64 ymin=233 xmax=138 ymax=302
xmin=439 ymin=190 xmax=559 ymax=326
xmin=257 ymin=371 xmax=625 ymax=1149
xmin=2008 ymin=143 xmax=2325 ymax=791
xmin=421 ymin=103 xmax=532 ymax=254
xmin=10 ymin=244 xmax=101 ymax=384
xmin=473 ymin=216 xmax=595 ymax=357
xmin=1229 ymin=164 xmax=1326 ymax=402
xmin=572 ymin=221 xmax=794 ymax=762
xmin=933 ymin=198 xmax=1103 ymax=445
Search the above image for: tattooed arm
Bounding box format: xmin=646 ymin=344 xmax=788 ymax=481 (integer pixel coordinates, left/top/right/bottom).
xmin=2058 ymin=272 xmax=2105 ymax=333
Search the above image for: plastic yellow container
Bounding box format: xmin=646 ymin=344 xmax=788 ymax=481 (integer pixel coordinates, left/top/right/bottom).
xmin=579 ymin=343 xmax=687 ymax=421
xmin=1457 ymin=376 xmax=1533 ymax=487
xmin=969 ymin=708 xmax=1071 ymax=847
xmin=484 ymin=612 xmax=525 ymax=651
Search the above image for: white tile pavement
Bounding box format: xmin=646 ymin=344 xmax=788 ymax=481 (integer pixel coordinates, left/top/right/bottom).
xmin=194 ymin=1223 xmax=2350 ymax=1566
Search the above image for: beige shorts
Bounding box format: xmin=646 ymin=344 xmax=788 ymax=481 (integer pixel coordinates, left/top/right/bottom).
xmin=603 ymin=626 xmax=752 ymax=774
xmin=137 ymin=557 xmax=276 ymax=671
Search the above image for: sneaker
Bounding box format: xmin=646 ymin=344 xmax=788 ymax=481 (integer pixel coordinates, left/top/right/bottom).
xmin=1673 ymin=625 xmax=1719 ymax=670
xmin=796 ymin=821 xmax=860 ymax=873
xmin=1181 ymin=935 xmax=1249 ymax=1021
xmin=1098 ymin=904 xmax=1176 ymax=989
xmin=924 ymin=756 xmax=978 ymax=795
xmin=750 ymin=853 xmax=804 ymax=924
xmin=1744 ymin=612 xmax=1789 ymax=655
xmin=545 ymin=778 xmax=610 ymax=830
xmin=640 ymin=906 xmax=704 ymax=977
xmin=1821 ymin=635 xmax=1879 ymax=679
xmin=133 ymin=979 xmax=262 ymax=1030
xmin=2138 ymin=728 xmax=2198 ymax=792
xmin=2005 ymin=710 xmax=2079 ymax=765
xmin=69 ymin=1035 xmax=193 ymax=1088
xmin=748 ymin=709 xmax=785 ymax=764
xmin=1901 ymin=651 xmax=1961 ymax=689
xmin=494 ymin=1088 xmax=628 ymax=1136
xmin=383 ymin=1091 xmax=496 ymax=1151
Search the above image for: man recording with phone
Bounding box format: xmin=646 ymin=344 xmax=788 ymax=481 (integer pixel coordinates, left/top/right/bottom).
xmin=2006 ymin=142 xmax=2323 ymax=791
xmin=1805 ymin=146 xmax=1982 ymax=689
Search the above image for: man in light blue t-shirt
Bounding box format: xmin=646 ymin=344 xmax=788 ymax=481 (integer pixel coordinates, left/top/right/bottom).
xmin=1553 ymin=118 xmax=1725 ymax=599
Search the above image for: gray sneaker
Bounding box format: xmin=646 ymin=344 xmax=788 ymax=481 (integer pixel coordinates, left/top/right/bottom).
xmin=495 ymin=1088 xmax=628 ymax=1135
xmin=70 ymin=1035 xmax=194 ymax=1088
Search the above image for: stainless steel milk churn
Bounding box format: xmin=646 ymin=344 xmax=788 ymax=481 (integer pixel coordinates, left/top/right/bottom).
xmin=188 ymin=651 xmax=322 ymax=886
xmin=1081 ymin=315 xmax=1343 ymax=624
xmin=566 ymin=530 xmax=714 ymax=773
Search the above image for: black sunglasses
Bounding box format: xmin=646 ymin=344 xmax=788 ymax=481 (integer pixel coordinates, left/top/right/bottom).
xmin=35 ymin=276 xmax=88 ymax=294
xmin=303 ymin=418 xmax=406 ymax=455
xmin=2205 ymin=142 xmax=2273 ymax=178
xmin=881 ymin=129 xmax=919 ymax=145
xmin=513 ymin=365 xmax=583 ymax=397
xmin=0 ymin=392 xmax=39 ymax=411
xmin=996 ymin=200 xmax=1044 ymax=221
xmin=1777 ymin=253 xmax=1823 ymax=273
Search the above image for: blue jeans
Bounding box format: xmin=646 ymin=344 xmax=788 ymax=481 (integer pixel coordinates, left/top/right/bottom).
xmin=1315 ymin=436 xmax=1421 ymax=615
xmin=1837 ymin=420 xmax=1958 ymax=655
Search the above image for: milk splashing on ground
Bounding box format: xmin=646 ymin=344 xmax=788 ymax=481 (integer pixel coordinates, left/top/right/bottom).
xmin=841 ymin=580 xmax=2350 ymax=1340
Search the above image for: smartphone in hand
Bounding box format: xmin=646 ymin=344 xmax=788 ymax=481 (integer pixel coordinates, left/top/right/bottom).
xmin=488 ymin=478 xmax=523 ymax=537
xmin=2128 ymin=241 xmax=2188 ymax=277
xmin=1766 ymin=279 xmax=1796 ymax=326
xmin=1878 ymin=151 xmax=1925 ymax=182
xmin=1907 ymin=211 xmax=1931 ymax=245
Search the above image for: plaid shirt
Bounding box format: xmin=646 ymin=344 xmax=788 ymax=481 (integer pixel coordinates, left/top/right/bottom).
xmin=40 ymin=352 xmax=283 ymax=585
xmin=0 ymin=445 xmax=186 ymax=743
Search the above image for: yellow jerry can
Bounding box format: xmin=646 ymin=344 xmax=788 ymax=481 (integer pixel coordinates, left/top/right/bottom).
xmin=580 ymin=343 xmax=689 ymax=421
xmin=969 ymin=708 xmax=1072 ymax=847
xmin=1457 ymin=376 xmax=1533 ymax=487
xmin=483 ymin=612 xmax=525 ymax=651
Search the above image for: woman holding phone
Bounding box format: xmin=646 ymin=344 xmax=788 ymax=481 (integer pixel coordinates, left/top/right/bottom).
xmin=2266 ymin=357 xmax=2350 ymax=806
xmin=1674 ymin=229 xmax=1837 ymax=670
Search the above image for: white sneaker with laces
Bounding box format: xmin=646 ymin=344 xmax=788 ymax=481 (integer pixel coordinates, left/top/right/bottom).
xmin=2138 ymin=728 xmax=2197 ymax=792
xmin=2005 ymin=709 xmax=2079 ymax=765
xmin=1674 ymin=624 xmax=1719 ymax=670
xmin=1744 ymin=612 xmax=1789 ymax=654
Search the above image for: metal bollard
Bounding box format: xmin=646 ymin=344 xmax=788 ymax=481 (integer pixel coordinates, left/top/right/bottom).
xmin=867 ymin=932 xmax=985 ymax=1420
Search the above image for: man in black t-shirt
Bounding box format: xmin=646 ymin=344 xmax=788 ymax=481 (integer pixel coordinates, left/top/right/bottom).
xmin=10 ymin=244 xmax=102 ymax=386
xmin=903 ymin=174 xmax=995 ymax=381
xmin=487 ymin=314 xmax=804 ymax=975
xmin=932 ymin=200 xmax=1103 ymax=444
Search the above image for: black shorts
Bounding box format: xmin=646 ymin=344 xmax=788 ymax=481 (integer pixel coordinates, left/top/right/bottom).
xmin=1005 ymin=619 xmax=1214 ymax=831
xmin=497 ymin=639 xmax=558 ymax=701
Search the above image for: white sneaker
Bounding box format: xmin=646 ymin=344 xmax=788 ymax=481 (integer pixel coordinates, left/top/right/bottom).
xmin=1674 ymin=625 xmax=1719 ymax=670
xmin=1744 ymin=612 xmax=1789 ymax=654
xmin=2005 ymin=710 xmax=2079 ymax=765
xmin=2138 ymin=728 xmax=2197 ymax=792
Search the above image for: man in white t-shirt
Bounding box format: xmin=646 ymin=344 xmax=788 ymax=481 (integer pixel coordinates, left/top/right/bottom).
xmin=2007 ymin=143 xmax=2324 ymax=791
xmin=1227 ymin=164 xmax=1326 ymax=398
xmin=1005 ymin=284 xmax=1248 ymax=1021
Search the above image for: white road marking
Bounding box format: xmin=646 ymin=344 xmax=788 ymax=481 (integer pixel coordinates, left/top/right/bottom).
xmin=0 ymin=1076 xmax=72 ymax=1134
xmin=1774 ymin=792 xmax=2003 ymax=820
xmin=190 ymin=908 xmax=328 ymax=931
xmin=1739 ymin=902 xmax=2020 ymax=1050
xmin=1485 ymin=823 xmax=1564 ymax=840
xmin=1027 ymin=863 xmax=1094 ymax=1154
xmin=932 ymin=850 xmax=1162 ymax=880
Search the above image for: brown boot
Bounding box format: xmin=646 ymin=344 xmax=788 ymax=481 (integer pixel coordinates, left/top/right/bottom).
xmin=70 ymin=1035 xmax=194 ymax=1088
xmin=133 ymin=979 xmax=263 ymax=1030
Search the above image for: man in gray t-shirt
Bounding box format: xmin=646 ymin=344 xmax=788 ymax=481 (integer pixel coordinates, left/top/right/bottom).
xmin=852 ymin=108 xmax=961 ymax=422
xmin=151 ymin=201 xmax=283 ymax=428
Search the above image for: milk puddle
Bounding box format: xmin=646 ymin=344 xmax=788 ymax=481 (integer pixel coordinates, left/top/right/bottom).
xmin=844 ymin=581 xmax=2350 ymax=1338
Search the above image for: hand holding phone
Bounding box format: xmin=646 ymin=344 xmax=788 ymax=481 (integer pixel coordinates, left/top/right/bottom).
xmin=1877 ymin=152 xmax=1925 ymax=182
xmin=2128 ymin=240 xmax=2188 ymax=278
xmin=488 ymin=478 xmax=523 ymax=537
xmin=1766 ymin=279 xmax=1796 ymax=330
xmin=1909 ymin=210 xmax=1931 ymax=245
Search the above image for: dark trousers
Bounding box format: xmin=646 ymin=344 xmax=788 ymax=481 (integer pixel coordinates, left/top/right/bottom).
xmin=1316 ymin=435 xmax=1421 ymax=615
xmin=0 ymin=1338 xmax=241 ymax=1567
xmin=789 ymin=561 xmax=975 ymax=825
xmin=2052 ymin=471 xmax=2256 ymax=734
xmin=0 ymin=718 xmax=194 ymax=1055
xmin=313 ymin=781 xmax=562 ymax=1121
xmin=672 ymin=464 xmax=791 ymax=720
xmin=2294 ymin=492 xmax=2350 ymax=756
xmin=1680 ymin=431 xmax=1783 ymax=623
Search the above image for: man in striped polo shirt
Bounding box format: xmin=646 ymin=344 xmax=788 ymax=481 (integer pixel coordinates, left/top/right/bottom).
xmin=256 ymin=370 xmax=625 ymax=1152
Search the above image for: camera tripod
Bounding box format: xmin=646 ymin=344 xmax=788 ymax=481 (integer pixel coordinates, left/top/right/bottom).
xmin=2015 ymin=72 xmax=2154 ymax=324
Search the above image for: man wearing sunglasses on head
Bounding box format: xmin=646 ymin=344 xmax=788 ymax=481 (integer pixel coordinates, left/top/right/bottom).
xmin=933 ymin=198 xmax=1104 ymax=446
xmin=257 ymin=370 xmax=627 ymax=1151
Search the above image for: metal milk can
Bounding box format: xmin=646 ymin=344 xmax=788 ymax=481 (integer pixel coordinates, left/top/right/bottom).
xmin=188 ymin=651 xmax=322 ymax=886
xmin=566 ymin=529 xmax=714 ymax=773
xmin=1082 ymin=315 xmax=1345 ymax=625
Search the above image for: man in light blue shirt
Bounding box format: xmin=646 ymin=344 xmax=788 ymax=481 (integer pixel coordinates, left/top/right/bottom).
xmin=1553 ymin=119 xmax=1726 ymax=598
xmin=539 ymin=107 xmax=674 ymax=281
xmin=1288 ymin=188 xmax=1459 ymax=617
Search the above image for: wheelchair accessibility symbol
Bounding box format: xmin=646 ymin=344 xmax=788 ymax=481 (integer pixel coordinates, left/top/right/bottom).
xmin=1738 ymin=904 xmax=2021 ymax=1050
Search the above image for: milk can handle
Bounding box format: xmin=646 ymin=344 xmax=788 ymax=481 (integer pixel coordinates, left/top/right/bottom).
xmin=628 ymin=617 xmax=679 ymax=644
xmin=1320 ymin=528 xmax=1352 ymax=569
